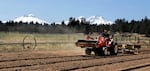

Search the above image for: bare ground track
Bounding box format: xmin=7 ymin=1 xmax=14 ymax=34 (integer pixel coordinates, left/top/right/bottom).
xmin=0 ymin=53 xmax=150 ymax=71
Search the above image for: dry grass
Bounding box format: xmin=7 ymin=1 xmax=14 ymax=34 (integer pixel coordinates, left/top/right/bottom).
xmin=0 ymin=32 xmax=149 ymax=53
xmin=0 ymin=32 xmax=85 ymax=52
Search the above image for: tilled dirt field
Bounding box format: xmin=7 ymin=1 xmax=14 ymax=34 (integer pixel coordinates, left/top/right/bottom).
xmin=0 ymin=48 xmax=150 ymax=71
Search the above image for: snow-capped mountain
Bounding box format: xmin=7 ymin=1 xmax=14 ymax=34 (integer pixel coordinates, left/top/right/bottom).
xmin=77 ymin=16 xmax=113 ymax=25
xmin=56 ymin=16 xmax=113 ymax=25
xmin=13 ymin=14 xmax=112 ymax=25
xmin=14 ymin=14 xmax=49 ymax=24
xmin=87 ymin=16 xmax=113 ymax=24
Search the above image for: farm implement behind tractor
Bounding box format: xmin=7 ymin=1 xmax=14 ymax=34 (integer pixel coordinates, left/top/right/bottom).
xmin=76 ymin=34 xmax=141 ymax=56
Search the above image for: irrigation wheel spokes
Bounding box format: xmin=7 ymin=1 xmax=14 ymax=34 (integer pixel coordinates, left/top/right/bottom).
xmin=23 ymin=35 xmax=37 ymax=50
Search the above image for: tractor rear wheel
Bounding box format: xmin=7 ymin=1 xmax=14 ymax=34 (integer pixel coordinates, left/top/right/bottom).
xmin=94 ymin=48 xmax=99 ymax=56
xmin=94 ymin=48 xmax=108 ymax=56
xmin=85 ymin=48 xmax=92 ymax=55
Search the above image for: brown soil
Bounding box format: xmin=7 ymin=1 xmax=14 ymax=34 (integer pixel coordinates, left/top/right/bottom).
xmin=0 ymin=47 xmax=149 ymax=71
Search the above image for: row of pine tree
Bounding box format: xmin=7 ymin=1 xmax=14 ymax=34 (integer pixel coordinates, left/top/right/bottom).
xmin=0 ymin=17 xmax=150 ymax=37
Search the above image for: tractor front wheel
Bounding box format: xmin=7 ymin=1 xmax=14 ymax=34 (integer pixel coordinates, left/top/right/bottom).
xmin=110 ymin=45 xmax=118 ymax=55
xmin=102 ymin=47 xmax=109 ymax=56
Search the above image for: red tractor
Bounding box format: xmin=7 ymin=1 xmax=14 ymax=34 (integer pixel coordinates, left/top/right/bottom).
xmin=76 ymin=35 xmax=118 ymax=56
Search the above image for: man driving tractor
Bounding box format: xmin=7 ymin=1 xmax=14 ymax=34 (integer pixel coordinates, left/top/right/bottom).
xmin=86 ymin=29 xmax=112 ymax=47
xmin=102 ymin=29 xmax=110 ymax=38
xmin=98 ymin=29 xmax=113 ymax=47
xmin=76 ymin=29 xmax=117 ymax=56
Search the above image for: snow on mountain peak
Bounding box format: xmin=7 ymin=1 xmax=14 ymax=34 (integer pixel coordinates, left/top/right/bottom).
xmin=62 ymin=16 xmax=113 ymax=25
xmin=24 ymin=14 xmax=35 ymax=17
xmin=14 ymin=14 xmax=49 ymax=24
xmin=13 ymin=14 xmax=113 ymax=25
xmin=74 ymin=16 xmax=113 ymax=25
xmin=87 ymin=16 xmax=113 ymax=25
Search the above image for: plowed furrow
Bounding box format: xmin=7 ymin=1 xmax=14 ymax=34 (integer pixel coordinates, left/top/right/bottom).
xmin=73 ymin=57 xmax=150 ymax=71
xmin=1 ymin=54 xmax=150 ymax=71
xmin=0 ymin=55 xmax=83 ymax=62
xmin=0 ymin=54 xmax=132 ymax=70
xmin=62 ymin=54 xmax=150 ymax=71
xmin=0 ymin=55 xmax=95 ymax=69
xmin=121 ymin=64 xmax=150 ymax=71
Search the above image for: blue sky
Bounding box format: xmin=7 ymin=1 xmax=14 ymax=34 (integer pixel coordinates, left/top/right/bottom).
xmin=0 ymin=0 xmax=150 ymax=22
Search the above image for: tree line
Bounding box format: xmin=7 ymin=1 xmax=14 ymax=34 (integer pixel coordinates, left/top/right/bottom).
xmin=113 ymin=16 xmax=150 ymax=37
xmin=0 ymin=16 xmax=150 ymax=37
